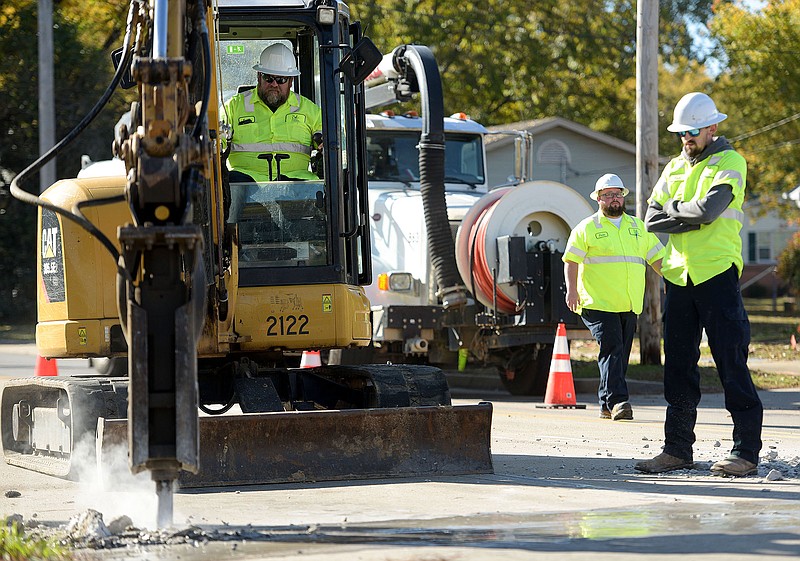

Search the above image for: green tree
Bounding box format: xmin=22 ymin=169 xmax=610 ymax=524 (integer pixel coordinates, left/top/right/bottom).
xmin=709 ymin=0 xmax=800 ymax=219
xmin=350 ymin=0 xmax=721 ymax=139
xmin=0 ymin=0 xmax=130 ymax=322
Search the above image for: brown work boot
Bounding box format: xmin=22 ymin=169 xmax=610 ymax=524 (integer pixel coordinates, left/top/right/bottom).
xmin=634 ymin=452 xmax=694 ymax=473
xmin=599 ymin=406 xmax=611 ymax=419
xmin=710 ymin=456 xmax=758 ymax=477
xmin=611 ymin=401 xmax=633 ymax=421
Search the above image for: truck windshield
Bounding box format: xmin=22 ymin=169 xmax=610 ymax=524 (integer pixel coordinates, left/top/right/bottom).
xmin=229 ymin=180 xmax=328 ymax=268
xmin=366 ymin=131 xmax=485 ymax=185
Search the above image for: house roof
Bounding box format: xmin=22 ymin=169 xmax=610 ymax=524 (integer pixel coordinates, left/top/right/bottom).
xmin=486 ymin=116 xmax=638 ymax=154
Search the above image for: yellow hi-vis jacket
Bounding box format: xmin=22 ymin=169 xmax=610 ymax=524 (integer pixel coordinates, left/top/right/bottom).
xmin=563 ymin=212 xmax=665 ymax=315
xmin=222 ymin=89 xmax=322 ymax=181
xmin=648 ymin=150 xmax=746 ymax=286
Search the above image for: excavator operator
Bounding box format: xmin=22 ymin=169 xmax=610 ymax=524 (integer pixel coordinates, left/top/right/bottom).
xmin=222 ymin=43 xmax=323 ymax=183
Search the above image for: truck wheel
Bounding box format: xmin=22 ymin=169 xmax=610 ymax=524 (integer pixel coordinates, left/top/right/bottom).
xmin=499 ymin=344 xmax=553 ymax=396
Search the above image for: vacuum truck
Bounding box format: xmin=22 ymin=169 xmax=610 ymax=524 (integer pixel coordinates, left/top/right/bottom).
xmin=352 ymin=48 xmax=593 ymax=396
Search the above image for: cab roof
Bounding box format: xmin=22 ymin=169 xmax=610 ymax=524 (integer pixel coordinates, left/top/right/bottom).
xmin=366 ymin=113 xmax=488 ymax=134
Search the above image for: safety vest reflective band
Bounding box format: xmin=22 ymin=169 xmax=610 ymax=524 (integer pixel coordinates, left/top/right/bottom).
xmin=231 ymin=142 xmax=313 ymax=156
xmin=222 ymin=89 xmax=322 ymax=181
xmin=563 ymin=212 xmax=665 ymax=314
xmin=583 ymin=255 xmax=647 ymax=266
xmin=648 ymin=148 xmax=746 ymax=286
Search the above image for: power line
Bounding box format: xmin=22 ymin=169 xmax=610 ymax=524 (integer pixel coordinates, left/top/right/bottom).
xmin=729 ymin=112 xmax=800 ymax=143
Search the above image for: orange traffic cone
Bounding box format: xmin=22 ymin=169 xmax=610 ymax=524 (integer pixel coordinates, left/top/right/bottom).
xmin=300 ymin=350 xmax=322 ymax=368
xmin=35 ymin=356 xmax=58 ymax=377
xmin=536 ymin=323 xmax=586 ymax=409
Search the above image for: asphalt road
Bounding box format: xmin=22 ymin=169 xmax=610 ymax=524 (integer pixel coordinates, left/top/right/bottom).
xmin=1 ymin=343 xmax=800 ymax=560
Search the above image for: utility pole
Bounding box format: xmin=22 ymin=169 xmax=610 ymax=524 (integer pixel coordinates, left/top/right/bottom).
xmin=38 ymin=0 xmax=56 ymax=193
xmin=636 ymin=0 xmax=662 ymax=365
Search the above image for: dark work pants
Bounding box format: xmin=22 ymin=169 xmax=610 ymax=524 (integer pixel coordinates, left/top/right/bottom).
xmin=662 ymin=266 xmax=763 ymax=464
xmin=581 ymin=308 xmax=637 ymax=410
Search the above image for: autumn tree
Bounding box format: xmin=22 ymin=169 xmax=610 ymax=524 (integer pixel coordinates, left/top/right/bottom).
xmin=0 ymin=0 xmax=130 ymax=322
xmin=709 ymin=0 xmax=800 ymax=219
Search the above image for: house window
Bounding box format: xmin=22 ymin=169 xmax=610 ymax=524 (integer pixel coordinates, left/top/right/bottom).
xmin=747 ymin=230 xmax=793 ymax=264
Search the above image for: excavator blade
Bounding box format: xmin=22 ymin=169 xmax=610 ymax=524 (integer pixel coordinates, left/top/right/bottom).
xmin=98 ymin=403 xmax=493 ymax=487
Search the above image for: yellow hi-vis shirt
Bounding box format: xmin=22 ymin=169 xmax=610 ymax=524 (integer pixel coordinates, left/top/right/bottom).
xmin=648 ymin=149 xmax=746 ymax=286
xmin=222 ymin=89 xmax=322 ymax=181
xmin=563 ymin=212 xmax=665 ymax=315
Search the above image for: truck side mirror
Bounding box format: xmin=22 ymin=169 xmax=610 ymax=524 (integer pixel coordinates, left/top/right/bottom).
xmin=338 ymin=38 xmax=382 ymax=86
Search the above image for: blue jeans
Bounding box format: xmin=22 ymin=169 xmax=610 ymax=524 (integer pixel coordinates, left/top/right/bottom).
xmin=662 ymin=266 xmax=763 ymax=464
xmin=581 ymin=308 xmax=637 ymax=410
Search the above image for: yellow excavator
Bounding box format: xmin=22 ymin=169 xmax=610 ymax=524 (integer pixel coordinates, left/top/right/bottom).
xmin=2 ymin=0 xmax=492 ymax=527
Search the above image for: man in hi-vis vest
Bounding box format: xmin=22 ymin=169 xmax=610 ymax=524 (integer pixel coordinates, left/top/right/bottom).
xmin=563 ymin=174 xmax=664 ymax=422
xmin=635 ymin=92 xmax=763 ymax=478
xmin=222 ymin=43 xmax=322 ymax=183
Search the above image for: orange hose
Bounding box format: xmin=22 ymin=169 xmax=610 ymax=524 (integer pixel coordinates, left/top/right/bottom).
xmin=468 ymin=198 xmax=517 ymax=314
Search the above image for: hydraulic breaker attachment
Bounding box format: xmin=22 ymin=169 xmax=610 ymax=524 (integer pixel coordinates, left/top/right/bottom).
xmin=97 ymin=402 xmax=493 ymax=487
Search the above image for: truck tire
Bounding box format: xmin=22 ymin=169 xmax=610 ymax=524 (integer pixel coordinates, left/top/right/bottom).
xmin=499 ymin=344 xmax=553 ymax=396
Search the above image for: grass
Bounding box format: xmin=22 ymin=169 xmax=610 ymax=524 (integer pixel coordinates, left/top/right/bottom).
xmin=0 ymin=523 xmax=71 ymax=561
xmin=571 ymin=296 xmax=800 ymax=391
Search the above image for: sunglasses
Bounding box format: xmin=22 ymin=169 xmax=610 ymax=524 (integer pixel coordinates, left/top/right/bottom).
xmin=676 ymin=128 xmax=702 ymax=138
xmin=261 ymin=74 xmax=290 ymax=84
xmin=598 ymin=192 xmax=624 ymax=200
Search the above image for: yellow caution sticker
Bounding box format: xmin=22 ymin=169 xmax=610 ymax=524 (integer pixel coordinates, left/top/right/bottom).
xmin=322 ymin=294 xmax=332 ymax=312
xmin=78 ymin=327 xmax=87 ymax=346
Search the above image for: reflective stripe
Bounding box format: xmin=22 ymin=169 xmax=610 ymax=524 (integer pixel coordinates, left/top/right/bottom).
xmin=720 ymin=207 xmax=744 ymax=223
xmin=653 ymin=177 xmax=670 ymax=200
xmin=646 ymin=242 xmax=665 ymax=261
xmin=243 ymin=89 xmax=255 ymax=112
xmin=565 ymin=245 xmax=587 ymax=259
xmin=708 ymin=154 xmax=723 ymax=166
xmin=231 ymin=142 xmax=312 ymax=155
xmin=583 ymin=255 xmax=646 ymax=266
xmin=550 ymin=358 xmax=572 ymax=372
xmin=717 ymin=169 xmax=743 ymax=185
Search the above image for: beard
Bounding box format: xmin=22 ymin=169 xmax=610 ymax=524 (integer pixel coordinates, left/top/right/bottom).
xmin=603 ymin=202 xmax=625 ymax=218
xmin=683 ymin=142 xmax=703 ymax=159
xmin=259 ymin=87 xmax=288 ymax=110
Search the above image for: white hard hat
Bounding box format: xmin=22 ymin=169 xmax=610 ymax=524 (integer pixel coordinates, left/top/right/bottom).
xmin=591 ymin=173 xmax=629 ymax=200
xmin=667 ymin=92 xmax=727 ymax=132
xmin=253 ymin=44 xmax=300 ymax=77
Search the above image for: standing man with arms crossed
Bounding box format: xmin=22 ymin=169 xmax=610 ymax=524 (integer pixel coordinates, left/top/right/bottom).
xmin=564 ymin=174 xmax=664 ymax=421
xmin=635 ymin=92 xmax=763 ymax=477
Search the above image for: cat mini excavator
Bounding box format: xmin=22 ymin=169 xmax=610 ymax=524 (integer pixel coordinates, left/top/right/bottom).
xmin=2 ymin=0 xmax=492 ymax=526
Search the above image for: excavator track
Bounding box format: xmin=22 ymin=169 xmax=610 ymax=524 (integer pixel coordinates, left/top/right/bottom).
xmin=1 ymin=365 xmax=493 ymax=486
